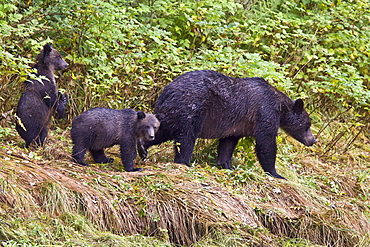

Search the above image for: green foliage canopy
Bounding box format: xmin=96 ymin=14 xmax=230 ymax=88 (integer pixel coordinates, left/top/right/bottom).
xmin=0 ymin=0 xmax=369 ymax=148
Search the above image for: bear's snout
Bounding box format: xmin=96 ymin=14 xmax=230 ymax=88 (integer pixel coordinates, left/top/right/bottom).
xmin=148 ymin=135 xmax=155 ymax=141
xmin=60 ymin=61 xmax=69 ymax=70
xmin=304 ymin=137 xmax=317 ymax=146
xmin=302 ymin=131 xmax=317 ymax=146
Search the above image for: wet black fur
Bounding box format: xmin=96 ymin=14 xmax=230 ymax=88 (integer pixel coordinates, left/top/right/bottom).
xmin=16 ymin=44 xmax=69 ymax=147
xmin=71 ymin=108 xmax=161 ymax=172
xmin=139 ymin=70 xmax=316 ymax=179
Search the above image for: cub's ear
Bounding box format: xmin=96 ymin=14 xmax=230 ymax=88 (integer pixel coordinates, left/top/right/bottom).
xmin=137 ymin=111 xmax=146 ymax=120
xmin=155 ymin=113 xmax=165 ymax=122
xmin=292 ymin=99 xmax=304 ymax=114
xmin=43 ymin=44 xmax=53 ymax=55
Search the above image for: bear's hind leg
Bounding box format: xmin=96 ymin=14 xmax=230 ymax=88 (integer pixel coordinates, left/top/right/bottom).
xmin=35 ymin=125 xmax=49 ymax=147
xmin=21 ymin=129 xmax=37 ymax=148
xmin=90 ymin=149 xmax=114 ymax=164
xmin=217 ymin=137 xmax=239 ymax=169
xmin=17 ymin=122 xmax=44 ymax=148
xmin=25 ymin=129 xmax=45 ymax=148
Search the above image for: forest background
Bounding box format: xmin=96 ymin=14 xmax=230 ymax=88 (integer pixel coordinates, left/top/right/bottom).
xmin=0 ymin=0 xmax=369 ymax=246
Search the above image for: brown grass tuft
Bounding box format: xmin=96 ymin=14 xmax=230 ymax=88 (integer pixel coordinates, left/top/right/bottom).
xmin=0 ymin=127 xmax=369 ymax=246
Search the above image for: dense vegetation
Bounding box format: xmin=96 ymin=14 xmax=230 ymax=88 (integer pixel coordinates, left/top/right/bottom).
xmin=0 ymin=0 xmax=369 ymax=246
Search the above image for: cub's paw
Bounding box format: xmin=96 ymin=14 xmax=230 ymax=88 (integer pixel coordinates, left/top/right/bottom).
xmin=126 ymin=167 xmax=143 ymax=172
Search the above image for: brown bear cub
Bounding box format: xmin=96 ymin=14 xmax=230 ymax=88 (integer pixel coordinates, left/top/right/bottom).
xmin=71 ymin=108 xmax=161 ymax=172
xmin=16 ymin=44 xmax=69 ymax=147
xmin=139 ymin=70 xmax=317 ymax=179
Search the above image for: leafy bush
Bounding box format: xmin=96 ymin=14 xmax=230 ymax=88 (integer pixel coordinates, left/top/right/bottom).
xmin=0 ymin=1 xmax=52 ymax=112
xmin=0 ymin=0 xmax=369 ymax=154
xmin=243 ymin=0 xmax=370 ymax=111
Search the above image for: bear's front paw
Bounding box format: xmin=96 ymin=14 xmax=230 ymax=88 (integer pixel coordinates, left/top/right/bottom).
xmin=267 ymin=172 xmax=286 ymax=180
xmin=126 ymin=167 xmax=143 ymax=172
xmin=56 ymin=92 xmax=69 ymax=119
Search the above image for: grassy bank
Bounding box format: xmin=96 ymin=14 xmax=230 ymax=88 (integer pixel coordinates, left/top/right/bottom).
xmin=0 ymin=124 xmax=368 ymax=246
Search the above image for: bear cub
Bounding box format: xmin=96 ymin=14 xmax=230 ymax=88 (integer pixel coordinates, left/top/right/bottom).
xmin=16 ymin=44 xmax=69 ymax=147
xmin=71 ymin=107 xmax=161 ymax=172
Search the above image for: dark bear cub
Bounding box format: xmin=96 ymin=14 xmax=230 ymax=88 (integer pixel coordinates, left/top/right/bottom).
xmin=16 ymin=44 xmax=69 ymax=147
xmin=139 ymin=70 xmax=317 ymax=179
xmin=71 ymin=107 xmax=161 ymax=172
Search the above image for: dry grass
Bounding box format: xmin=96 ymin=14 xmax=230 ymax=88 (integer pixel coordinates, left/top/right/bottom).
xmin=0 ymin=125 xmax=369 ymax=246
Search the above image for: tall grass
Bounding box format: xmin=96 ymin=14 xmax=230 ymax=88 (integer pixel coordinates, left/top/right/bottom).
xmin=0 ymin=130 xmax=369 ymax=246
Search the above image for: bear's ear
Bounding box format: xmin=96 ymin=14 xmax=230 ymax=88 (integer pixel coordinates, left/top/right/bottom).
xmin=137 ymin=111 xmax=146 ymax=120
xmin=43 ymin=44 xmax=53 ymax=55
xmin=155 ymin=113 xmax=165 ymax=122
xmin=292 ymin=99 xmax=304 ymax=114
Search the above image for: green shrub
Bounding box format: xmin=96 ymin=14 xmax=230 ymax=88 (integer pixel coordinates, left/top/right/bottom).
xmin=0 ymin=0 xmax=369 ymax=154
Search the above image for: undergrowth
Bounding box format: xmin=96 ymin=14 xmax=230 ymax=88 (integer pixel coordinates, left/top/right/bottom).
xmin=0 ymin=122 xmax=368 ymax=246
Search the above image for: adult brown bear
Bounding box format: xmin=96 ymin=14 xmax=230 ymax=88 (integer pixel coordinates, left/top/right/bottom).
xmin=138 ymin=70 xmax=316 ymax=179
